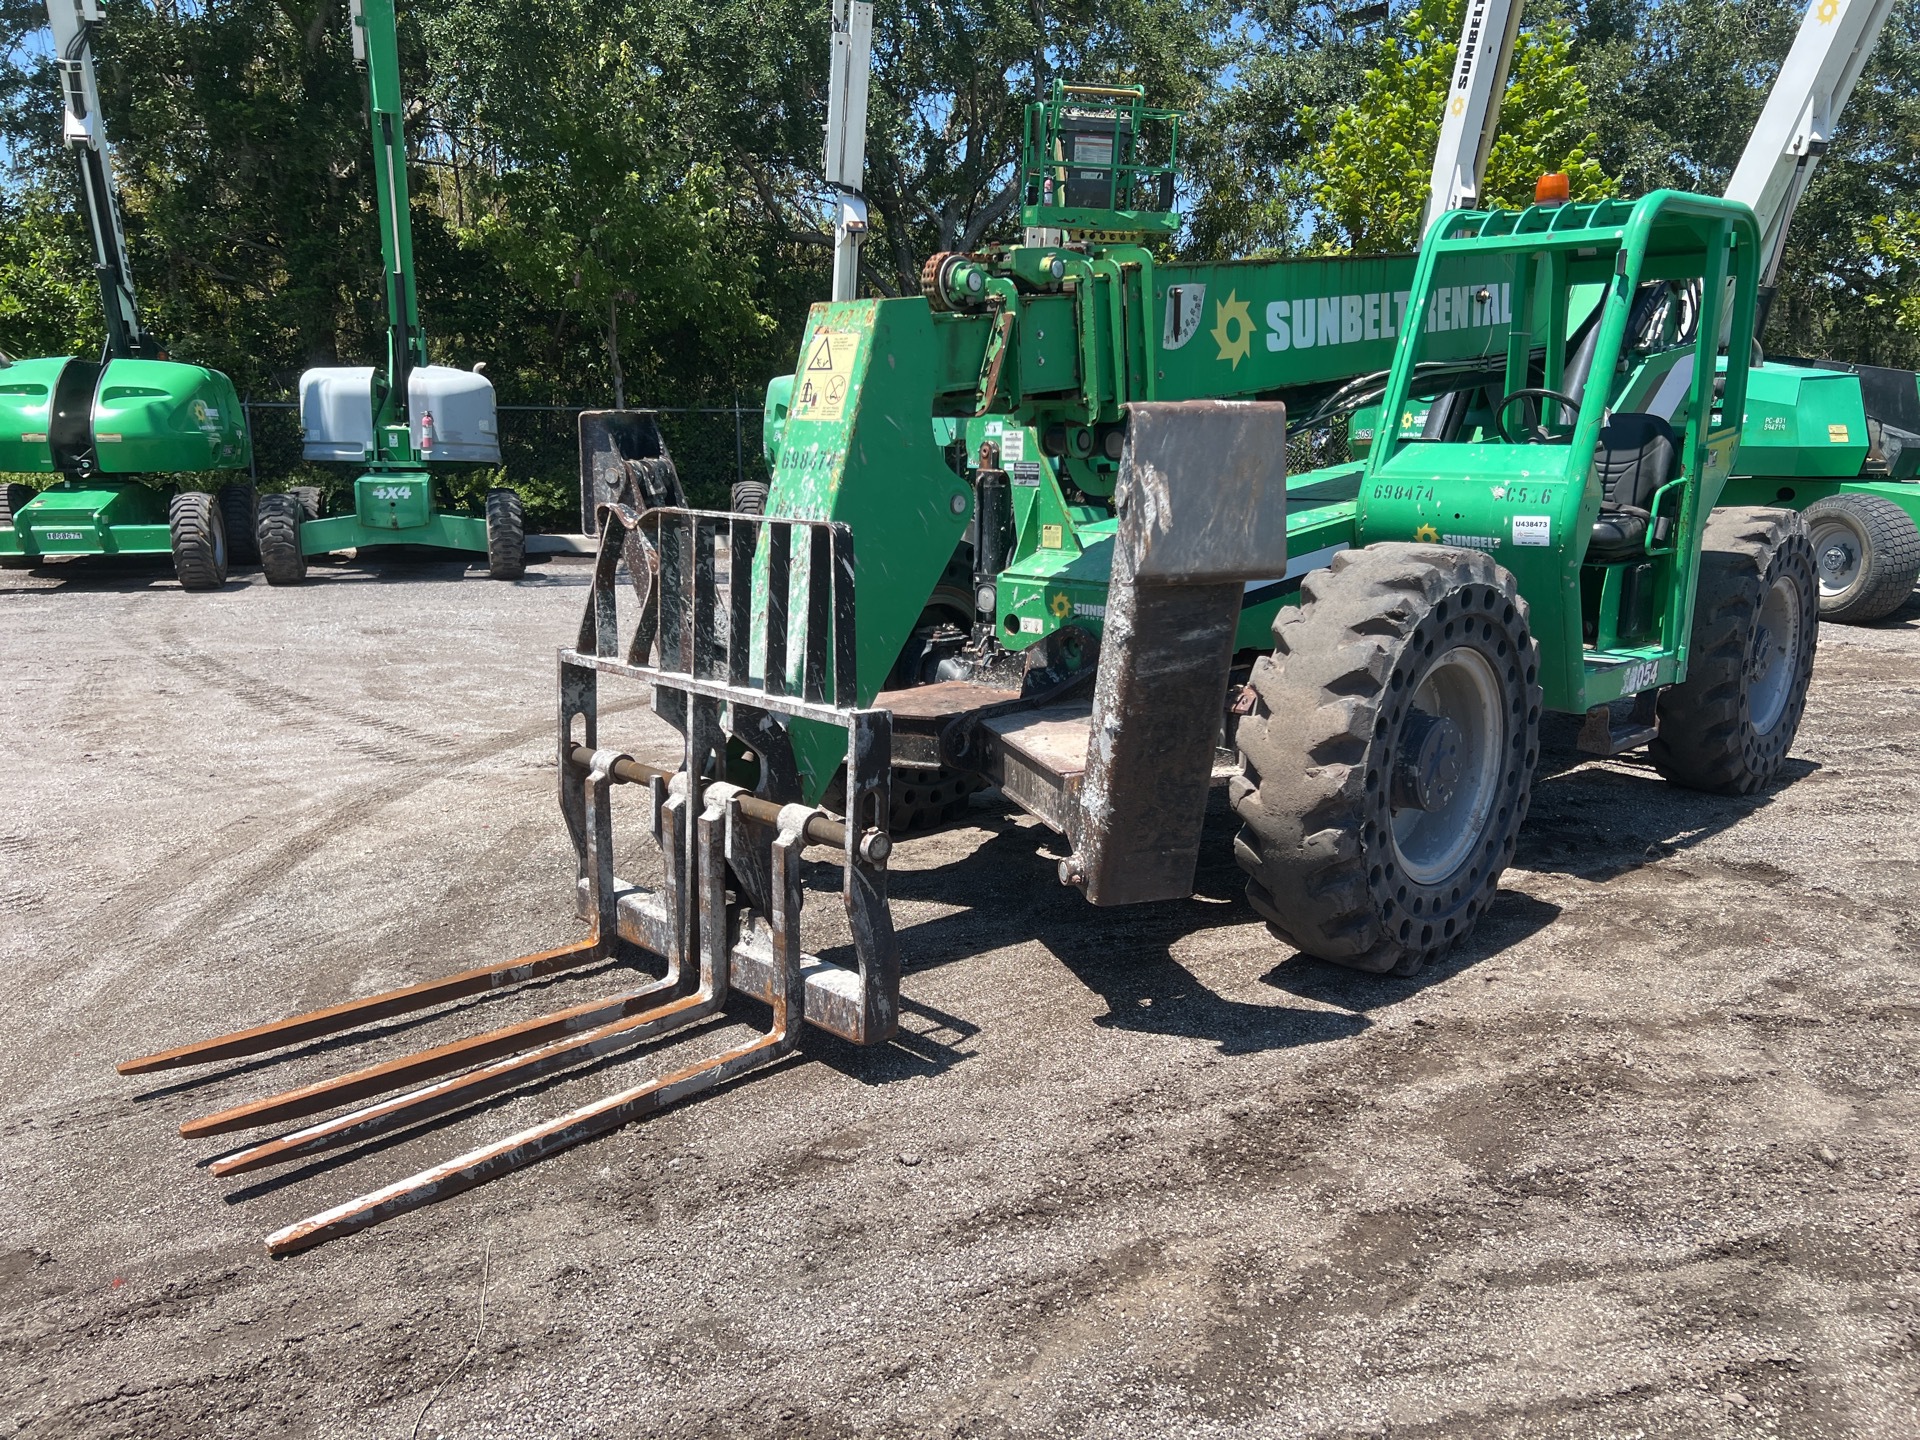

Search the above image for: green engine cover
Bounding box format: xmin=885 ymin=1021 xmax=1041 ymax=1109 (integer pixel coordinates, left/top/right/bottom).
xmin=0 ymin=356 xmax=68 ymax=473
xmin=0 ymin=355 xmax=249 ymax=476
xmin=1734 ymin=360 xmax=1871 ymax=479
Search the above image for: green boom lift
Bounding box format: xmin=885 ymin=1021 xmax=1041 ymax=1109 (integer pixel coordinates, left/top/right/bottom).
xmin=0 ymin=0 xmax=252 ymax=589
xmin=1712 ymin=0 xmax=1920 ymax=623
xmin=126 ymin=80 xmax=1830 ymax=1253
xmin=259 ymin=0 xmax=524 ymax=583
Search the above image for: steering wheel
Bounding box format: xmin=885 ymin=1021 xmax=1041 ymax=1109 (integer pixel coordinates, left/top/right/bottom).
xmin=1494 ymin=387 xmax=1581 ymax=443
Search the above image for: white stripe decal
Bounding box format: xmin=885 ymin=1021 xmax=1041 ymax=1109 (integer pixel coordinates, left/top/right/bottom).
xmin=1243 ymin=542 xmax=1350 ymax=592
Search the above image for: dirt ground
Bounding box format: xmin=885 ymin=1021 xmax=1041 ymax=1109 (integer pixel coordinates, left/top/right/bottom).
xmin=2 ymin=550 xmax=1917 ymax=1440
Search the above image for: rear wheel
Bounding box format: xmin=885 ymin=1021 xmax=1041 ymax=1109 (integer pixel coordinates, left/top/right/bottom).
xmin=485 ymin=487 xmax=526 ymax=580
xmin=1 ymin=483 xmax=35 ymax=567
xmin=289 ymin=485 xmax=323 ymax=522
xmin=169 ymin=491 xmax=229 ymax=591
xmin=257 ymin=493 xmax=307 ymax=585
xmin=1652 ymin=506 xmax=1816 ymax=794
xmin=1801 ymin=493 xmax=1920 ymax=624
xmin=218 ymin=481 xmax=260 ymax=565
xmin=731 ymin=480 xmax=768 ymax=516
xmin=1231 ymin=544 xmax=1541 ymax=976
xmin=1 ymin=483 xmax=34 ymax=527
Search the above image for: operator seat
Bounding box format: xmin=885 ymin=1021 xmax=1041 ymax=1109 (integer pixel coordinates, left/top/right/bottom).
xmin=1586 ymin=412 xmax=1679 ymax=562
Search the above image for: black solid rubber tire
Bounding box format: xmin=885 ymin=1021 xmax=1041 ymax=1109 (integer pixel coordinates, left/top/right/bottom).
xmin=257 ymin=492 xmax=308 ymax=585
xmin=169 ymin=490 xmax=229 ymax=591
xmin=731 ymin=480 xmax=768 ymax=516
xmin=1800 ymin=493 xmax=1920 ymax=625
xmin=289 ymin=485 xmax=323 ymax=522
xmin=218 ymin=481 xmax=260 ymax=565
xmin=1231 ymin=544 xmax=1542 ymax=977
xmin=485 ymin=487 xmax=526 ymax=580
xmin=890 ymin=765 xmax=982 ymax=833
xmin=1 ymin=483 xmax=34 ymax=527
xmin=1651 ymin=506 xmax=1817 ymax=795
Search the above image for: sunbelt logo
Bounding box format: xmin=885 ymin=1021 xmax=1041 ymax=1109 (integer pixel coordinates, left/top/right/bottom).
xmin=1263 ymin=281 xmax=1513 ymax=353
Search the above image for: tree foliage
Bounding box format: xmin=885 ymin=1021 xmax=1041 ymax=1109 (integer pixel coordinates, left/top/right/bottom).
xmin=1304 ymin=0 xmax=1611 ymax=254
xmin=0 ymin=0 xmax=1917 ymax=418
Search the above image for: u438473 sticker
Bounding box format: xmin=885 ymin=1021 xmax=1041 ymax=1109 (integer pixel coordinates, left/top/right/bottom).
xmin=1512 ymin=515 xmax=1551 ymax=547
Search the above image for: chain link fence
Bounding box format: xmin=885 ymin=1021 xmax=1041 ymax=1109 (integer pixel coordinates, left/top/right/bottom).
xmin=241 ymin=399 xmax=769 ymax=532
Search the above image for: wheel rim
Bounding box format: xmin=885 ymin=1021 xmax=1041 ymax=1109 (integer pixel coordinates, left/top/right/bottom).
xmin=1389 ymin=646 xmax=1505 ymax=886
xmin=1807 ymin=515 xmax=1865 ymax=602
xmin=1748 ymin=574 xmax=1801 ymax=735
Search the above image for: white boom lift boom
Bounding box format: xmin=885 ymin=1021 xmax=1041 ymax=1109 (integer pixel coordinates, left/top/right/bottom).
xmin=1423 ymin=0 xmax=1528 ymax=244
xmin=1725 ymin=0 xmax=1898 ymax=298
xmin=823 ymin=0 xmax=873 ymax=301
xmin=44 ymin=0 xmax=151 ymax=359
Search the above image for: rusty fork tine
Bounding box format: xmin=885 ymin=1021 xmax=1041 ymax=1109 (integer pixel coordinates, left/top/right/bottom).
xmin=261 ymin=796 xmax=804 ymax=1257
xmin=266 ymin=1028 xmax=793 ymax=1256
xmin=215 ymin=792 xmax=737 ymax=1173
xmin=118 ymin=939 xmax=609 ymax=1076
xmin=180 ymin=971 xmax=687 ymax=1140
xmin=211 ymin=989 xmax=724 ymax=1176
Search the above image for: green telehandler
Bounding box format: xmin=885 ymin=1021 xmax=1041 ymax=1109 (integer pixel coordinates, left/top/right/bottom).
xmin=124 ymin=78 xmax=1823 ymax=1252
xmin=0 ymin=0 xmax=252 ymax=589
xmin=258 ymin=0 xmax=524 ymax=583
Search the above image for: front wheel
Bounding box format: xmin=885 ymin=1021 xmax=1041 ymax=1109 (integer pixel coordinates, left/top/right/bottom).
xmin=1231 ymin=545 xmax=1542 ymax=976
xmin=169 ymin=491 xmax=229 ymax=591
xmin=1801 ymin=493 xmax=1920 ymax=624
xmin=485 ymin=487 xmax=526 ymax=580
xmin=1652 ymin=506 xmax=1816 ymax=795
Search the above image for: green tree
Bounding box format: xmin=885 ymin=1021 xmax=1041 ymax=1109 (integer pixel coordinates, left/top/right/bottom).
xmin=0 ymin=185 xmax=103 ymax=361
xmin=1179 ymin=2 xmax=1389 ymax=259
xmin=1306 ymin=0 xmax=1612 ymax=254
xmin=1573 ymin=0 xmax=1920 ymax=369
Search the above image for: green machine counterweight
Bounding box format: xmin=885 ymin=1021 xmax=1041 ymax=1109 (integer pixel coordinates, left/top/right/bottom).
xmin=0 ymin=0 xmax=252 ymax=589
xmin=262 ymin=0 xmax=524 ymax=584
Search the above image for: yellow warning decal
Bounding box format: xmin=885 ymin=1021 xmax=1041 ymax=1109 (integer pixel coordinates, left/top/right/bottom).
xmin=792 ymin=333 xmax=861 ymax=422
xmin=1040 ymin=523 xmax=1063 ymax=550
xmin=1828 ymin=423 xmax=1850 ymax=443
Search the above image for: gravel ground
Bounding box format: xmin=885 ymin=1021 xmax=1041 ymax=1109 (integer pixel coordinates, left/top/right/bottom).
xmin=1 ymin=551 xmax=1917 ymax=1440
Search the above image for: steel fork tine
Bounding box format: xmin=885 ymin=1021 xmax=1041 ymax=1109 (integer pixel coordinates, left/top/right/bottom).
xmin=259 ymin=801 xmax=802 ymax=1256
xmin=118 ymin=938 xmax=608 ymax=1077
xmin=180 ymin=973 xmax=682 ymax=1139
xmin=214 ymin=799 xmax=740 ymax=1175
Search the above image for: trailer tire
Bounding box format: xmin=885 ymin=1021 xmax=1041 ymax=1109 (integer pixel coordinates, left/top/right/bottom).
xmin=257 ymin=493 xmax=307 ymax=585
xmin=1 ymin=483 xmax=34 ymax=527
xmin=1800 ymin=493 xmax=1920 ymax=624
xmin=1231 ymin=545 xmax=1541 ymax=977
xmin=1651 ymin=506 xmax=1816 ymax=795
xmin=169 ymin=491 xmax=229 ymax=591
xmin=289 ymin=485 xmax=323 ymax=522
xmin=485 ymin=487 xmax=526 ymax=580
xmin=731 ymin=481 xmax=768 ymax=516
xmin=218 ymin=482 xmax=260 ymax=565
